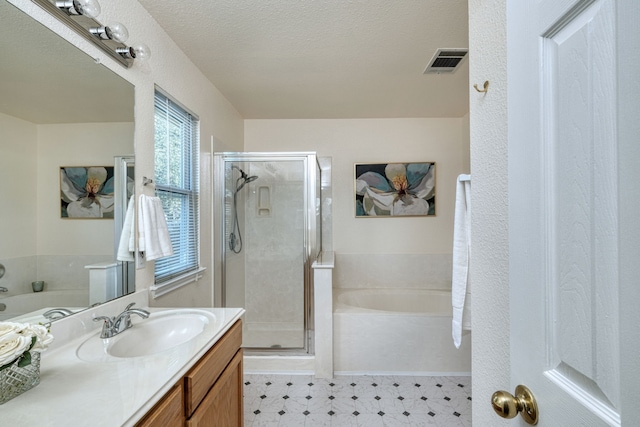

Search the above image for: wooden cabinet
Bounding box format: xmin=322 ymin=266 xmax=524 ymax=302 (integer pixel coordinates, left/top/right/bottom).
xmin=186 ymin=349 xmax=243 ymax=426
xmin=135 ymin=384 xmax=184 ymax=427
xmin=136 ymin=320 xmax=243 ymax=427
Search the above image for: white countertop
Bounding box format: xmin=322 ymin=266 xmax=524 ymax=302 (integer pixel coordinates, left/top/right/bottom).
xmin=2 ymin=306 xmax=244 ymax=426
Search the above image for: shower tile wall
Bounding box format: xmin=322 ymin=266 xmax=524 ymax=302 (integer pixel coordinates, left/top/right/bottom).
xmin=0 ymin=254 xmax=109 ymax=294
xmin=0 ymin=256 xmax=36 ymax=295
xmin=334 ymin=253 xmax=453 ymax=290
xmin=243 ymin=162 xmax=305 ymax=348
xmin=38 ymin=254 xmax=110 ymax=291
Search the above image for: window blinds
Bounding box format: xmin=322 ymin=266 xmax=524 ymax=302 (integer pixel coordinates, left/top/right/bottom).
xmin=153 ymin=91 xmax=200 ymax=285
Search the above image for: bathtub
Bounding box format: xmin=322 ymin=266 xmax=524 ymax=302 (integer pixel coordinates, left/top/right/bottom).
xmin=0 ymin=289 xmax=89 ymax=322
xmin=333 ymin=288 xmax=471 ymax=375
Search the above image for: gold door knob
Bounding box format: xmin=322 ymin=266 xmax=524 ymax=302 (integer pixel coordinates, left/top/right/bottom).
xmin=491 ymin=384 xmax=539 ymax=425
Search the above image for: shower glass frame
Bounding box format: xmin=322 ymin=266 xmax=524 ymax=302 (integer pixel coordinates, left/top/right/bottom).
xmin=113 ymin=156 xmax=135 ymax=297
xmin=214 ymin=152 xmax=321 ymax=355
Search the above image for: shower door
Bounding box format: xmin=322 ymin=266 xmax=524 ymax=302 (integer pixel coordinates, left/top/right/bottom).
xmin=113 ymin=156 xmax=135 ymax=298
xmin=215 ymin=153 xmax=320 ymax=353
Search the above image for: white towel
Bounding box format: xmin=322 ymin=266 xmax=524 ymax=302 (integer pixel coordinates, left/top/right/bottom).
xmin=137 ymin=194 xmax=174 ymax=261
xmin=116 ymin=197 xmax=136 ymax=262
xmin=452 ymin=174 xmax=471 ymax=349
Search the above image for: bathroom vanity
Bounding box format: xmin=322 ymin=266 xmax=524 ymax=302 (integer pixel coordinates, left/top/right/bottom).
xmin=137 ymin=319 xmax=243 ymax=426
xmin=2 ymin=304 xmax=244 ymax=427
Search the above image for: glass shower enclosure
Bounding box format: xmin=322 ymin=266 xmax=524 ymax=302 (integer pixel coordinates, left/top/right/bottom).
xmin=113 ymin=156 xmax=135 ymax=298
xmin=214 ymin=152 xmax=321 ymax=354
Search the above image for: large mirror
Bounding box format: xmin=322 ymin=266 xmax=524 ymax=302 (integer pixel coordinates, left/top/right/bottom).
xmin=0 ymin=0 xmax=135 ymax=323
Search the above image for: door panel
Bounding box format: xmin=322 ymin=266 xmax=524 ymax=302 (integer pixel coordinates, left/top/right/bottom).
xmin=508 ymin=0 xmax=626 ymax=425
xmin=545 ymin=0 xmax=619 ymax=417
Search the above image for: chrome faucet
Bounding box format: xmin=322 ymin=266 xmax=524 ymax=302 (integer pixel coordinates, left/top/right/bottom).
xmin=93 ymin=303 xmax=150 ymax=338
xmin=43 ymin=308 xmax=74 ymax=320
xmin=0 ymin=286 xmax=8 ymax=292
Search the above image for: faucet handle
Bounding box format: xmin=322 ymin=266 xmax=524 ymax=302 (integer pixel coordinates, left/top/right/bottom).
xmin=93 ymin=315 xmax=113 ymax=325
xmin=93 ymin=315 xmax=115 ymax=338
xmin=124 ymin=302 xmax=136 ymax=311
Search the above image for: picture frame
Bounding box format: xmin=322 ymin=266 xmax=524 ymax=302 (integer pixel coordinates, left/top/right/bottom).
xmin=60 ymin=166 xmax=115 ymax=218
xmin=355 ymin=162 xmax=436 ymax=217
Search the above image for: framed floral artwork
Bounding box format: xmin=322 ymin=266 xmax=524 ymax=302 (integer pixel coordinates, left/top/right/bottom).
xmin=60 ymin=166 xmax=115 ymax=218
xmin=355 ymin=162 xmax=435 ymax=217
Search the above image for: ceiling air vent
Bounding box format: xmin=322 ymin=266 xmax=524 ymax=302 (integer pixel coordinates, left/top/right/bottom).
xmin=423 ymin=48 xmax=468 ymax=74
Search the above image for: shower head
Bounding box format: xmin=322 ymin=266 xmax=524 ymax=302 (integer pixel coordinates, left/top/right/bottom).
xmin=232 ymin=165 xmax=258 ymax=192
xmin=234 ymin=172 xmax=259 ymax=192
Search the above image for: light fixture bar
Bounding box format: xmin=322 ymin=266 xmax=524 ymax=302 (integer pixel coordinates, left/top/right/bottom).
xmin=31 ymin=0 xmax=132 ymax=68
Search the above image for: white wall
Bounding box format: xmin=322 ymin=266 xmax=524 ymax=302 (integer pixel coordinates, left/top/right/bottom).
xmin=0 ymin=117 xmax=132 ymax=293
xmin=468 ymin=0 xmax=509 ymax=426
xmin=37 ymin=122 xmax=133 ymax=255
xmin=0 ymin=112 xmax=37 ymax=259
xmin=461 ymin=113 xmax=470 ymax=171
xmin=244 ymin=118 xmax=470 ymax=255
xmin=10 ymin=0 xmax=245 ymax=307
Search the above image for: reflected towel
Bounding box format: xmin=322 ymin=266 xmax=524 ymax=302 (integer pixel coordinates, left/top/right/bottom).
xmin=116 ymin=196 xmax=135 ymax=262
xmin=138 ymin=194 xmax=174 ymax=261
xmin=452 ymin=174 xmax=471 ymax=349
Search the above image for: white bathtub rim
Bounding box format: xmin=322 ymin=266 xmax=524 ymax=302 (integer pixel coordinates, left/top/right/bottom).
xmin=0 ymin=289 xmax=90 ymax=321
xmin=333 ymin=288 xmax=453 ymax=316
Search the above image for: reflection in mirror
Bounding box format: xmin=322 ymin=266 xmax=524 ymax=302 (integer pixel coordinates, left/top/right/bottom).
xmin=0 ymin=0 xmax=135 ymax=324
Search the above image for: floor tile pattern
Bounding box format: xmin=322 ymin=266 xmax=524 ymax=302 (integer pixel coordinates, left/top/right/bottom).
xmin=244 ymin=374 xmax=471 ymax=426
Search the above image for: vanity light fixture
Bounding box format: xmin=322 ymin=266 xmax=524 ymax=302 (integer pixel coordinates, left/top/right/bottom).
xmin=90 ymin=22 xmax=129 ymax=43
xmin=55 ymin=0 xmax=101 ymax=19
xmin=117 ymin=43 xmax=151 ymax=61
xmin=32 ymin=0 xmax=150 ymax=68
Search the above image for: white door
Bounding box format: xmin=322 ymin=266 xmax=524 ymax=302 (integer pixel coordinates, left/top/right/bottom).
xmin=506 ymin=0 xmax=639 ymax=425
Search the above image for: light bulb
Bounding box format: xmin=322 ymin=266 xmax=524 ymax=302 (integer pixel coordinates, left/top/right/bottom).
xmin=56 ymin=0 xmax=101 ymax=18
xmin=117 ymin=44 xmax=151 ymax=61
xmin=90 ymin=22 xmax=129 ymax=43
xmin=105 ymin=22 xmax=129 ymax=43
xmin=130 ymin=43 xmax=151 ymax=61
xmin=73 ymin=0 xmax=101 ymax=18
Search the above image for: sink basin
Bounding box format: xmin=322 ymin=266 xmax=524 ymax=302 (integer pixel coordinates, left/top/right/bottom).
xmin=77 ymin=309 xmax=215 ymax=361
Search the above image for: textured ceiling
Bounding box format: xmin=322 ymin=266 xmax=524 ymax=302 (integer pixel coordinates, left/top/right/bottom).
xmin=138 ymin=0 xmax=469 ymax=119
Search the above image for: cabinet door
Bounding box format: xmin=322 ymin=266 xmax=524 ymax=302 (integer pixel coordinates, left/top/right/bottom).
xmin=185 ymin=320 xmax=242 ymax=415
xmin=187 ymin=349 xmax=244 ymax=427
xmin=135 ymin=384 xmax=184 ymax=427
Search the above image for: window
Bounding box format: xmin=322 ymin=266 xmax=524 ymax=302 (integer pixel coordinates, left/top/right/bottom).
xmin=152 ymin=89 xmax=201 ymax=296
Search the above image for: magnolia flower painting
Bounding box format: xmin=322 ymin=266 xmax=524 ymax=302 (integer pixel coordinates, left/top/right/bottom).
xmin=355 ymin=162 xmax=435 ymax=217
xmin=60 ymin=167 xmax=115 ymax=218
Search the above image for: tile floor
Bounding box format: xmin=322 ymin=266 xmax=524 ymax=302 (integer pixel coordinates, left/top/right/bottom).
xmin=243 ymin=374 xmax=472 ymax=426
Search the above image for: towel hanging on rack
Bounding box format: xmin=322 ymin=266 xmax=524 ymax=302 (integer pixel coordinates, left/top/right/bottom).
xmin=116 ymin=196 xmax=136 ymax=262
xmin=452 ymin=174 xmax=471 ymax=348
xmin=138 ymin=194 xmax=174 ymax=261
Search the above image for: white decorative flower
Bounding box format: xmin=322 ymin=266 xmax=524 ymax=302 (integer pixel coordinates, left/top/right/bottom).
xmin=0 ymin=332 xmax=33 ymax=367
xmin=0 ymin=322 xmax=27 ymax=337
xmin=0 ymin=321 xmax=54 ymax=369
xmin=24 ymin=324 xmax=54 ymax=351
